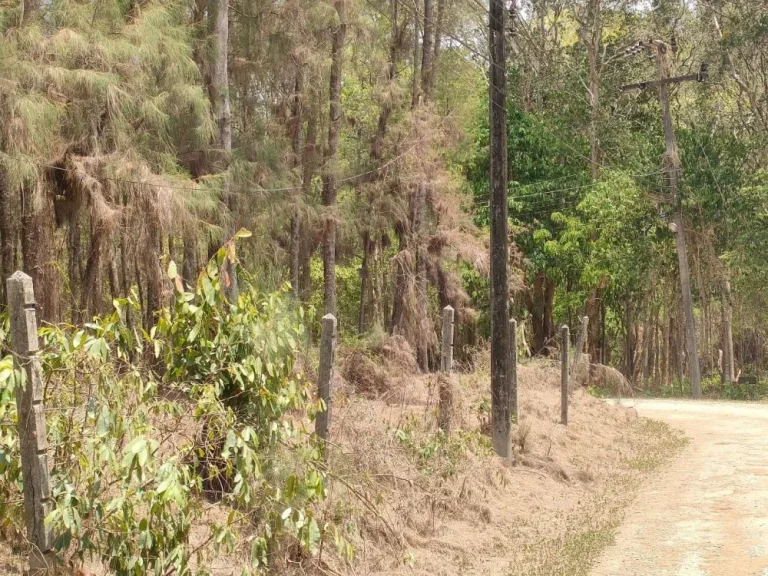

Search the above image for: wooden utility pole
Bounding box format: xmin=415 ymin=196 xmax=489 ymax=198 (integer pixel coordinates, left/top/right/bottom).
xmin=620 ymin=42 xmax=707 ymax=399
xmin=489 ymin=0 xmax=511 ymax=456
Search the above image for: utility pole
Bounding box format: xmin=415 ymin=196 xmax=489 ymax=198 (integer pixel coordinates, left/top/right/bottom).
xmin=620 ymin=41 xmax=708 ymax=399
xmin=489 ymin=0 xmax=511 ymax=455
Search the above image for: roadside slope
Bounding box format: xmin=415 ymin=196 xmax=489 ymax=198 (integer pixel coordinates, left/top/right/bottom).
xmin=322 ymin=360 xmax=686 ymax=576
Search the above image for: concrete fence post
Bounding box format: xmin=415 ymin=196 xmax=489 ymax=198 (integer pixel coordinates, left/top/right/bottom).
xmin=315 ymin=313 xmax=337 ymax=444
xmin=438 ymin=306 xmax=455 ymax=432
xmin=6 ymin=272 xmax=54 ymax=571
xmin=509 ymin=318 xmax=518 ymax=422
xmin=561 ymin=324 xmax=569 ymax=425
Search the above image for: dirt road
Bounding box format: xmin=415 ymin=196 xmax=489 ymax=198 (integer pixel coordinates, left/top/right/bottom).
xmin=592 ymin=399 xmax=768 ymax=576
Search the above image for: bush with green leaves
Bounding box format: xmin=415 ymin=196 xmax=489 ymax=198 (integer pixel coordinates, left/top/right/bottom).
xmin=0 ymin=311 xmax=22 ymax=533
xmin=0 ymin=240 xmax=346 ymax=575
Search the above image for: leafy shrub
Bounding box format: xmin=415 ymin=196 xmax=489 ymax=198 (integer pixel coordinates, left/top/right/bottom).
xmin=0 ymin=311 xmax=22 ymax=533
xmin=394 ymin=414 xmax=492 ymax=478
xmin=0 ymin=238 xmax=343 ymax=575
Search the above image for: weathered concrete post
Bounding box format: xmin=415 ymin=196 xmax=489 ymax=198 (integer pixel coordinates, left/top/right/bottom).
xmin=315 ymin=313 xmax=337 ymax=444
xmin=7 ymin=272 xmax=54 ymax=571
xmin=561 ymin=324 xmax=569 ymax=425
xmin=438 ymin=306 xmax=455 ymax=432
xmin=509 ymin=318 xmax=518 ymax=422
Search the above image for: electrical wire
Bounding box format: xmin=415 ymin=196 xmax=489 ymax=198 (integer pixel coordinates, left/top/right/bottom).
xmin=471 ymin=169 xmax=665 ymax=205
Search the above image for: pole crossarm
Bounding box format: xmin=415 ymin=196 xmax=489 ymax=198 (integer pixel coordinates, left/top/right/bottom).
xmin=620 ymin=73 xmax=700 ymax=92
xmin=620 ymin=64 xmax=708 ymax=92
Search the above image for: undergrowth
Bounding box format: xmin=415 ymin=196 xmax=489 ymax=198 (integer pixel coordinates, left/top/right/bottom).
xmin=393 ymin=414 xmax=493 ymax=478
xmin=0 ymin=237 xmax=351 ymax=575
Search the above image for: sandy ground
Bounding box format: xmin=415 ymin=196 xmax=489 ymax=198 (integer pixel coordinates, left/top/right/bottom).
xmin=592 ymin=399 xmax=768 ymax=576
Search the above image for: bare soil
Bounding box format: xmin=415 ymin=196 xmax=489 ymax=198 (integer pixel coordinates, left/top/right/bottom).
xmin=592 ymin=399 xmax=768 ymax=576
xmin=320 ymin=359 xmax=684 ymax=576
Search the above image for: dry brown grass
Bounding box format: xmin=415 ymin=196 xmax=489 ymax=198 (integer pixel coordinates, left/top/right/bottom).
xmin=590 ymin=364 xmax=633 ymax=396
xmin=308 ymin=356 xmax=685 ymax=576
xmin=1 ymin=354 xmax=682 ymax=576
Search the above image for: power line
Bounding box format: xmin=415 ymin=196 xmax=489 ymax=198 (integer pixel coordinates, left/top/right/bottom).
xmin=472 ymin=169 xmax=665 ymax=204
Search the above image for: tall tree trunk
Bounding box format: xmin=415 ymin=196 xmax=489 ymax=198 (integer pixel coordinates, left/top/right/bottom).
xmin=322 ymin=0 xmax=347 ymax=316
xmin=108 ymin=241 xmax=120 ymax=301
xmin=414 ymin=184 xmax=429 ymax=371
xmin=210 ymin=0 xmax=232 ymax=154
xmin=372 ymin=237 xmax=384 ymax=328
xmin=420 ymin=0 xmax=435 ymax=102
xmin=290 ymin=69 xmax=304 ymax=296
xmin=651 ymin=306 xmax=660 ymax=387
xmin=209 ymin=0 xmax=237 ymax=302
xmin=411 ymin=0 xmax=421 ymax=107
xmin=723 ymin=278 xmax=735 ymax=383
xmin=358 ymin=231 xmax=371 ymax=334
xmin=544 ymin=277 xmax=555 ymax=349
xmin=0 ymin=180 xmax=15 ymax=305
xmin=527 ymin=270 xmax=546 ymax=354
xmin=390 ymin=226 xmax=408 ymax=333
xmin=21 ymin=182 xmax=59 ymax=323
xmin=624 ymin=299 xmax=635 ymax=383
xmin=183 ymin=232 xmax=198 ymax=287
xmin=583 ymin=0 xmax=601 ymax=181
xmin=363 ymin=0 xmax=399 ymax=331
xmin=662 ymin=305 xmax=670 ymax=387
xmin=299 ymin=110 xmax=319 ymax=302
xmin=372 ymin=0 xmax=399 ymax=162
xmin=144 ymin=229 xmax=162 ymax=331
xmin=580 ymin=0 xmax=602 ymax=354
xmin=68 ymin=217 xmax=82 ymax=312
xmin=433 ymin=0 xmax=444 ymax=71
xmin=120 ymin=198 xmax=134 ymax=331
xmin=80 ymin=222 xmax=103 ymax=320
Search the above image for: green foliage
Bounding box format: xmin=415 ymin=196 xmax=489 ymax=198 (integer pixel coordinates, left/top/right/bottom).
xmin=158 ymin=239 xmax=308 ymax=425
xmin=393 ymin=415 xmax=492 ymax=479
xmin=654 ymin=375 xmax=768 ymax=402
xmin=0 ymin=244 xmax=340 ymax=574
xmin=308 ymin=255 xmax=361 ymax=337
xmin=0 ymin=311 xmax=22 ymax=531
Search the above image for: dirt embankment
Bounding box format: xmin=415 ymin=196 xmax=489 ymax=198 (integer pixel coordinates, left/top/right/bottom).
xmin=322 ymin=352 xmax=685 ymax=576
xmin=0 ymin=351 xmax=684 ymax=575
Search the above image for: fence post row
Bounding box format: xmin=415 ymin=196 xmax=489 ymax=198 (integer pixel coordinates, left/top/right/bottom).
xmin=509 ymin=318 xmax=518 ymax=422
xmin=438 ymin=306 xmax=455 ymax=433
xmin=6 ymin=272 xmax=54 ymax=571
xmin=561 ymin=324 xmax=569 ymax=426
xmin=315 ymin=313 xmax=337 ymax=445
